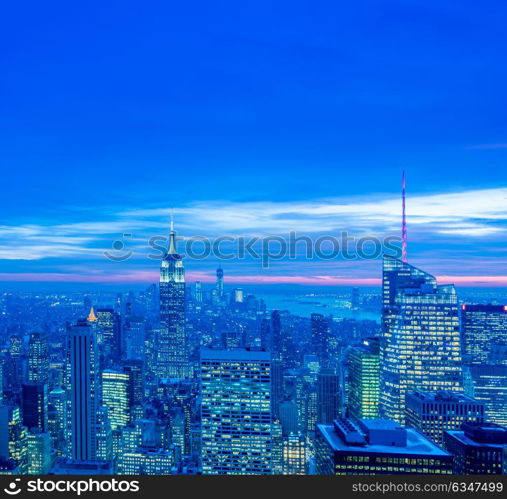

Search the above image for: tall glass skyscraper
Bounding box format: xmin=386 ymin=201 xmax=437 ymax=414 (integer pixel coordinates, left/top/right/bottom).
xmin=200 ymin=348 xmax=273 ymax=474
xmin=158 ymin=221 xmax=189 ymax=379
xmin=380 ymin=256 xmax=463 ymax=424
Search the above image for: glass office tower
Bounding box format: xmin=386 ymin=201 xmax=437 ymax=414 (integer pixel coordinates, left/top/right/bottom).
xmin=380 ymin=256 xmax=463 ymax=424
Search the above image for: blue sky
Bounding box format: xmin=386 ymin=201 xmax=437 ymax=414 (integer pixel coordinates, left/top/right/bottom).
xmin=1 ymin=1 xmax=507 ymax=286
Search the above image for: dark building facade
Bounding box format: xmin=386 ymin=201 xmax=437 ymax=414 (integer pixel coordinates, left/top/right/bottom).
xmin=444 ymin=422 xmax=507 ymax=474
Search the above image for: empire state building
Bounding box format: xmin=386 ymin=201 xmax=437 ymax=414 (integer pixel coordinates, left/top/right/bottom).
xmin=158 ymin=219 xmax=189 ymax=379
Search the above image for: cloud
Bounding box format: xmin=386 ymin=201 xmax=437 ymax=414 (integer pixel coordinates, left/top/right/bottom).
xmin=0 ymin=187 xmax=506 ymax=285
xmin=123 ymin=187 xmax=507 ymax=235
xmin=465 ymin=144 xmax=507 ymax=150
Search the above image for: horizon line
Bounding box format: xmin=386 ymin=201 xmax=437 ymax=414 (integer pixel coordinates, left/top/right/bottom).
xmin=2 ymin=272 xmax=507 ymax=288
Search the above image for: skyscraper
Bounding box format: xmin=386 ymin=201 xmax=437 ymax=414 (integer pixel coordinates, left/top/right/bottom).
xmin=221 ymin=330 xmax=246 ymax=350
xmin=271 ymin=310 xmax=283 ymax=361
xmin=68 ymin=320 xmax=99 ymax=461
xmin=0 ymin=406 xmax=28 ymax=474
xmin=95 ymin=406 xmax=113 ymax=462
xmin=27 ymin=333 xmax=49 ymax=384
xmin=216 ymin=266 xmax=224 ymax=298
xmin=200 ymin=348 xmax=273 ymax=474
xmin=118 ymin=448 xmax=175 ymax=475
xmin=48 ymin=387 xmax=66 ymax=454
xmin=123 ymin=316 xmax=145 ymax=362
xmin=468 ymin=364 xmax=507 ymax=426
xmin=317 ymin=367 xmax=340 ymax=424
xmin=102 ymin=369 xmax=130 ymax=430
xmin=461 ymin=304 xmax=507 ymax=365
xmin=21 ymin=382 xmax=48 ymax=432
xmin=311 ymin=313 xmax=329 ymax=364
xmin=122 ymin=359 xmax=144 ymax=408
xmin=281 ymin=434 xmax=307 ymax=475
xmin=460 ymin=305 xmax=507 ymax=427
xmin=444 ymin=422 xmax=507 ymax=474
xmin=96 ymin=308 xmax=121 ymax=365
xmin=405 ymin=390 xmax=485 ymax=446
xmin=347 ymin=338 xmax=380 ymax=419
xmin=233 ymin=288 xmax=244 ymax=303
xmin=158 ymin=219 xmax=189 ymax=379
xmin=194 ymin=281 xmax=203 ymax=304
xmin=26 ymin=430 xmax=52 ymax=474
xmin=380 ymin=256 xmax=463 ymax=424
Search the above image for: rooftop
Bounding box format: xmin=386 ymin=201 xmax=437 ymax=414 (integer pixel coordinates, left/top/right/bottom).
xmin=201 ymin=348 xmax=270 ymax=362
xmin=446 ymin=422 xmax=507 ymax=447
xmin=407 ymin=390 xmax=481 ymax=404
xmin=445 ymin=430 xmax=507 ymax=448
xmin=318 ymin=419 xmax=450 ymax=457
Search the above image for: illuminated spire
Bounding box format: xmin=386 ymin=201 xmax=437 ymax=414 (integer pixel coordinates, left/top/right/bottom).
xmin=401 ymin=169 xmax=408 ymax=263
xmin=168 ymin=211 xmax=177 ymax=254
xmin=87 ymin=306 xmax=98 ymax=322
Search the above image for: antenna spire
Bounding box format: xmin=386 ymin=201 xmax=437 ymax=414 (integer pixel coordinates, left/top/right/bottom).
xmin=168 ymin=209 xmax=176 ymax=254
xmin=401 ymin=169 xmax=408 ymax=263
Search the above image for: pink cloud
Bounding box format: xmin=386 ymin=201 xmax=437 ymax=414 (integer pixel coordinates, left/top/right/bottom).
xmin=1 ymin=272 xmax=507 ymax=287
xmin=437 ymin=275 xmax=507 ymax=286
